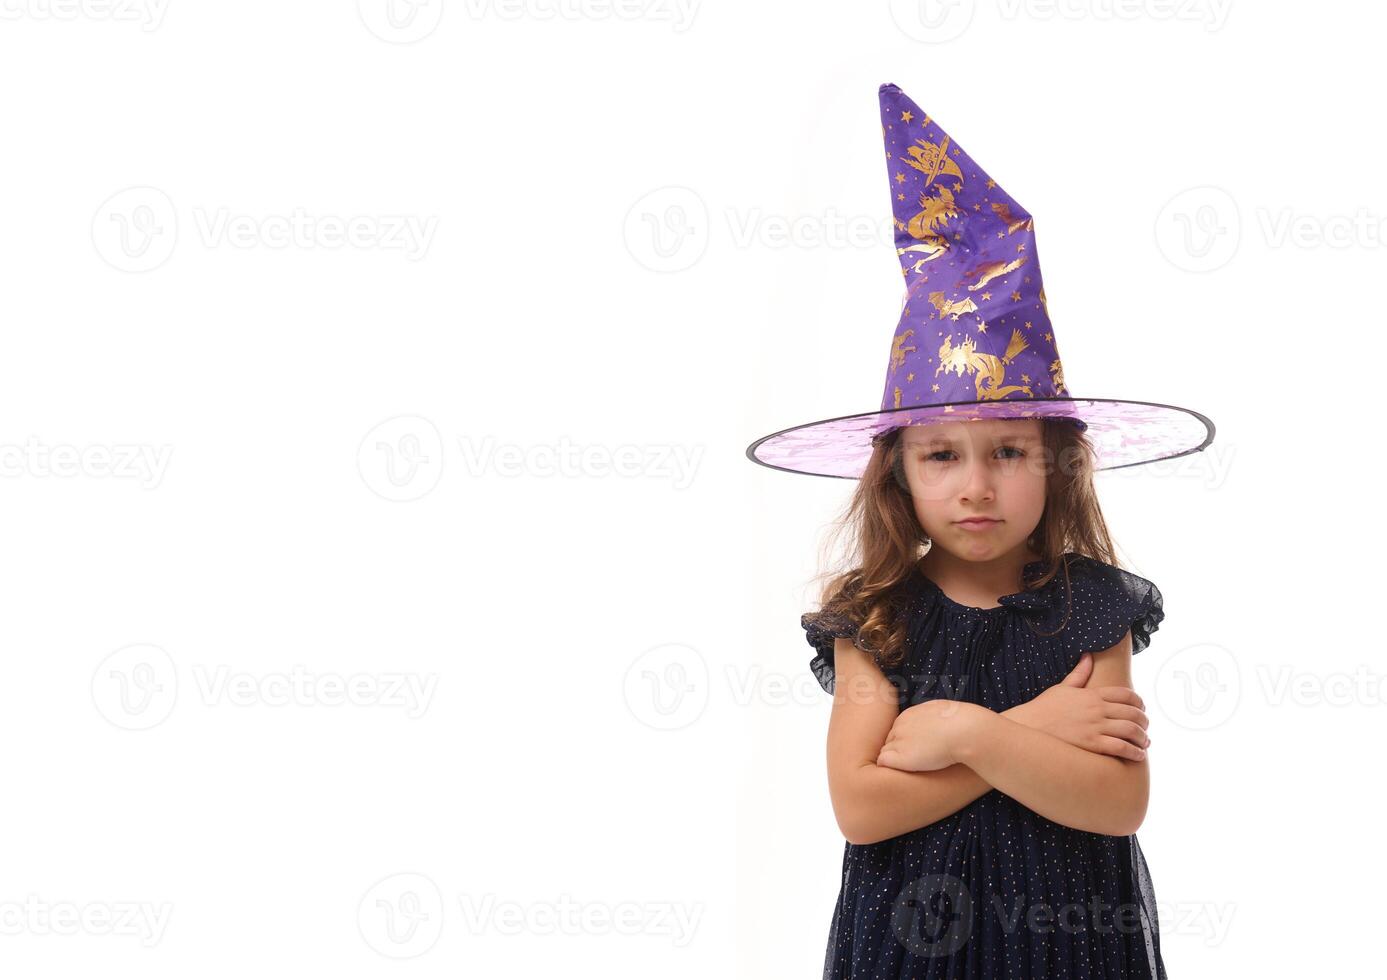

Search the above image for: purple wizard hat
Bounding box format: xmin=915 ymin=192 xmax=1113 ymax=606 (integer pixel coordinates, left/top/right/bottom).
xmin=745 ymin=82 xmax=1215 ymax=478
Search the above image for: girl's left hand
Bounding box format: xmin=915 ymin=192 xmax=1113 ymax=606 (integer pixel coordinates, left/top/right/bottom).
xmin=875 ymin=699 xmax=976 ymax=772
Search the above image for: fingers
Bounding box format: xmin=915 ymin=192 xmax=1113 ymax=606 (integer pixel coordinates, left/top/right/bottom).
xmin=1101 ymin=719 xmax=1151 ymax=749
xmin=1104 ymin=702 xmax=1150 ymax=732
xmin=1096 ymin=734 xmax=1147 ymax=762
xmin=876 ymin=734 xmax=895 ymax=763
xmin=1062 ymin=652 xmax=1093 ymax=686
xmin=1099 ymin=686 xmax=1146 ymax=712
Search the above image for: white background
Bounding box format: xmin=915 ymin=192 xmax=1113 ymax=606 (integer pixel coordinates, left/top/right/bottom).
xmin=0 ymin=1 xmax=1380 ymax=977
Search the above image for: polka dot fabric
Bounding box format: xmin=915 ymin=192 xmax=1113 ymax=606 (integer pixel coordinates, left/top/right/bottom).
xmin=801 ymin=553 xmax=1167 ymax=979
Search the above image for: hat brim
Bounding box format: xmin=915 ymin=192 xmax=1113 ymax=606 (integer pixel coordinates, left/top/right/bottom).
xmin=745 ymin=397 xmax=1215 ymax=478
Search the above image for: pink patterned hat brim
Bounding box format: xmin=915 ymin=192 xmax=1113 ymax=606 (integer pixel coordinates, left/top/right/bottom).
xmin=746 ymin=397 xmax=1215 ymax=478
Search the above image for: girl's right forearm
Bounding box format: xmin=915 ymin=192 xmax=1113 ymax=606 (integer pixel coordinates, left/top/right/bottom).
xmin=836 ymin=701 xmax=1039 ymax=845
xmin=837 ymin=760 xmax=993 ymax=844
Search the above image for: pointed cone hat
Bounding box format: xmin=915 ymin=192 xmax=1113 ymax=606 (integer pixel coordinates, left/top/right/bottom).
xmin=745 ymin=82 xmax=1215 ymax=478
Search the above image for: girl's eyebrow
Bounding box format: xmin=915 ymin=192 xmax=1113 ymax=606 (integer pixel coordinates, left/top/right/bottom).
xmin=913 ymin=433 xmax=1040 ymax=448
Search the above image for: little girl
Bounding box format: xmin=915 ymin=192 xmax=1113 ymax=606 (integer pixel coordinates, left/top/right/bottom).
xmin=746 ymin=84 xmax=1215 ymax=979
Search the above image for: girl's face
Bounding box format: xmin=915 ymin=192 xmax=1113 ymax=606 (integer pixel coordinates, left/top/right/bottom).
xmin=898 ymin=419 xmax=1048 ymax=561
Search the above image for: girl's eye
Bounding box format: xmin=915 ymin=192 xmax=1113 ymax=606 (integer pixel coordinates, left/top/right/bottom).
xmin=923 ymin=447 xmax=1024 ymax=462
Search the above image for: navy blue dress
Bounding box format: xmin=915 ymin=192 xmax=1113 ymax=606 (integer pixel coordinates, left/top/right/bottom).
xmin=803 ymin=553 xmax=1167 ymax=979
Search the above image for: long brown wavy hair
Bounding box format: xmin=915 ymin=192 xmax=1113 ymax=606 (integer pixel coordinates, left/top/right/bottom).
xmin=805 ymin=418 xmax=1120 ymax=670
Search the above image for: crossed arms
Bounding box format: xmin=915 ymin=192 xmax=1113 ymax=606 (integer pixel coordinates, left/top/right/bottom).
xmin=825 ymin=631 xmax=1151 ymax=845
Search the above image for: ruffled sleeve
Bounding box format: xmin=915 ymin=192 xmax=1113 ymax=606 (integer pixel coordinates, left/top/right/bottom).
xmin=801 ymin=611 xmax=860 ymax=695
xmin=1065 ymin=557 xmax=1165 ymax=656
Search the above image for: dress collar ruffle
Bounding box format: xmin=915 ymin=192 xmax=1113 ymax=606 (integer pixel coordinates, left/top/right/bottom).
xmin=913 ymin=554 xmax=1083 ymax=627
